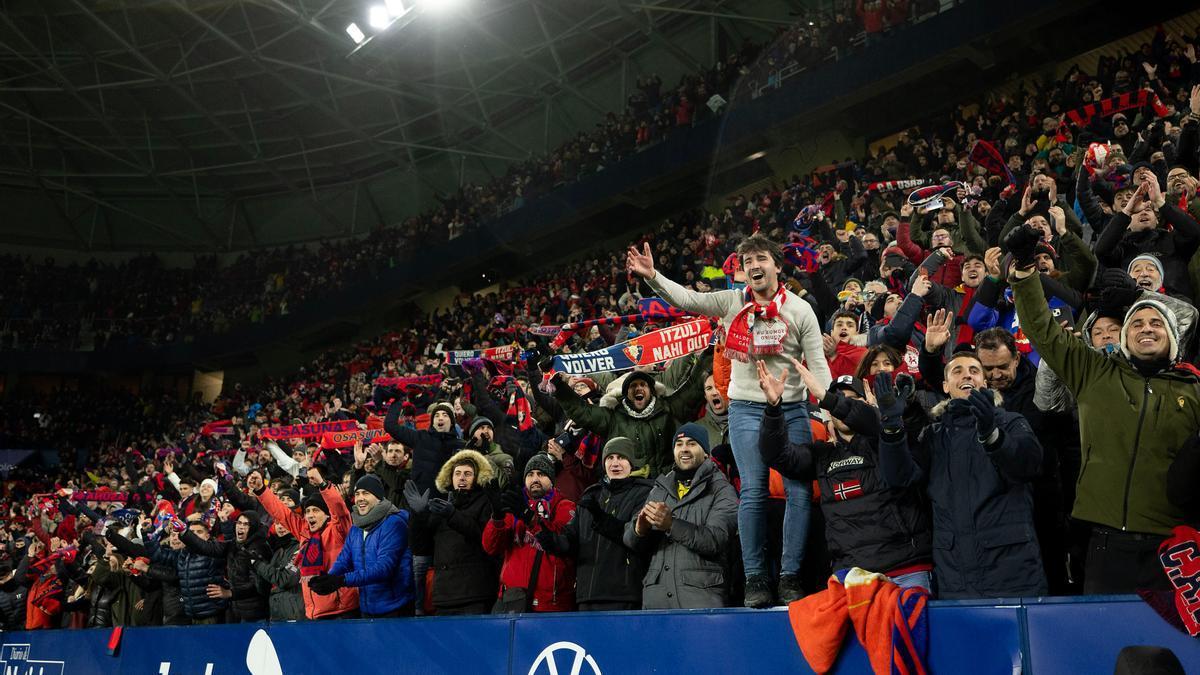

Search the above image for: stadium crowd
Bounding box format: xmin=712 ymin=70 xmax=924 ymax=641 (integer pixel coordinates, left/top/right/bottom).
xmin=0 ymin=0 xmax=940 ymax=353
xmin=3 ymin=17 xmax=1200 ymax=635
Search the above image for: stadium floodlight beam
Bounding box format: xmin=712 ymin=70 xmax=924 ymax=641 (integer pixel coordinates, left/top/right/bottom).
xmin=345 ymin=22 xmax=366 ymax=43
xmin=368 ymin=5 xmax=391 ymax=29
xmin=385 ymin=0 xmax=406 ymax=17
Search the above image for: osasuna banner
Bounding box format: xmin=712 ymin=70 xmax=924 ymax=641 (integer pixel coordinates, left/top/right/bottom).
xmin=320 ymin=428 xmax=393 ymax=450
xmin=259 ymin=420 xmax=357 ymax=441
xmin=444 ymin=344 xmax=521 ymax=365
xmin=374 ymin=375 xmax=444 ymax=389
xmin=551 ymin=319 xmax=712 ymax=375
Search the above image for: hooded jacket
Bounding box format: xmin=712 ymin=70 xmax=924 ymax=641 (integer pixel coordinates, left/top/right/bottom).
xmin=383 ymin=400 xmax=465 ymax=494
xmin=427 ymin=450 xmax=500 ymax=610
xmin=482 ymin=489 xmax=576 ymax=612
xmin=623 ymin=460 xmax=738 ymax=609
xmin=329 ymin=503 xmax=414 ymax=615
xmin=257 ymin=483 xmax=359 ymax=619
xmin=879 ymin=389 xmax=1046 ymax=599
xmin=1014 ymin=273 xmax=1200 ymax=535
xmin=553 ymin=358 xmax=707 ymax=476
xmin=760 ymin=394 xmax=932 ymax=576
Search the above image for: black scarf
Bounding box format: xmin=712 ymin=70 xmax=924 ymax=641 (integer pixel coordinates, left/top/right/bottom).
xmin=1130 ymin=355 xmax=1171 ymax=378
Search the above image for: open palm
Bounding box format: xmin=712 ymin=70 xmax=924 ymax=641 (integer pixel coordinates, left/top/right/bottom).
xmin=626 ymin=242 xmax=656 ymax=278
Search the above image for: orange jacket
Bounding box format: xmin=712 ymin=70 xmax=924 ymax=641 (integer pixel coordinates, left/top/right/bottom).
xmin=258 ymin=484 xmax=359 ymax=619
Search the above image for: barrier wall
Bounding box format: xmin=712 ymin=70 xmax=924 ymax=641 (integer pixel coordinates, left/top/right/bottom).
xmin=1 ymin=596 xmax=1196 ymax=675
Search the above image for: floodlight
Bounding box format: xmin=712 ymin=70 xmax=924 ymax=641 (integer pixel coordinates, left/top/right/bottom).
xmin=385 ymin=0 xmax=406 ymax=16
xmin=346 ymin=23 xmax=366 ymax=43
xmin=424 ymin=0 xmax=466 ymax=14
xmin=368 ymin=5 xmax=391 ymax=29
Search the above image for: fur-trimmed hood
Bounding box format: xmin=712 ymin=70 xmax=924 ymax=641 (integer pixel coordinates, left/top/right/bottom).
xmin=930 ymin=389 xmax=1003 ymax=418
xmin=435 ymin=449 xmax=495 ymax=492
xmin=600 ymin=372 xmax=667 ymax=409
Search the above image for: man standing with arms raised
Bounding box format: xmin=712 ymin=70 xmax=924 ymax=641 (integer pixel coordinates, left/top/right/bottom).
xmin=627 ymin=235 xmax=832 ymax=606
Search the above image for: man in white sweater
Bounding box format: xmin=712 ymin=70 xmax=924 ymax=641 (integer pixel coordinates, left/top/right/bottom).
xmin=627 ymin=234 xmax=831 ymax=606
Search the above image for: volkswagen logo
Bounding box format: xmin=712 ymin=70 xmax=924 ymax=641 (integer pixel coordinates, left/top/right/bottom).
xmin=527 ymin=641 xmax=602 ymax=675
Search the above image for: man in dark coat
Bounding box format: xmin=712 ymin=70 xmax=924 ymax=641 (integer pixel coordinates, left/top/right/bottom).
xmin=876 ymin=353 xmax=1047 ymax=599
xmin=181 ymin=512 xmax=271 ymax=623
xmin=407 ymin=449 xmax=499 ymax=615
xmin=538 ymin=437 xmax=654 ymax=610
xmin=757 ymin=367 xmax=933 ymax=592
xmin=146 ymin=521 xmax=228 ymax=624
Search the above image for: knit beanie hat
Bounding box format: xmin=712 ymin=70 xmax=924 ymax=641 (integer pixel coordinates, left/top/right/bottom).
xmin=524 ymin=453 xmax=557 ymax=482
xmin=1127 ymin=254 xmax=1165 ymax=284
xmin=673 ymin=422 xmax=711 ymax=456
xmin=301 ymin=491 xmax=330 ymax=516
xmin=621 ymin=371 xmax=656 ymax=400
xmin=280 ymin=489 xmax=301 ymax=508
xmin=354 ymin=474 xmax=386 ymax=501
xmin=1120 ymin=298 xmax=1180 ymax=362
xmin=468 ymin=417 xmax=494 ymax=437
xmin=427 ymin=402 xmax=455 ymax=421
xmin=200 ymin=478 xmax=218 ymax=494
xmin=601 ymin=437 xmax=643 ymax=469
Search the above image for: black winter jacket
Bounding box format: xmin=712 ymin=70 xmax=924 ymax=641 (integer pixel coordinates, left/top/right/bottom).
xmin=760 ymin=394 xmax=932 ymax=576
xmin=384 ymin=402 xmax=465 ymax=494
xmin=879 ymin=393 xmax=1047 ymax=598
xmin=1095 ymin=206 xmax=1200 ymax=300
xmin=253 ymin=534 xmax=304 ymax=621
xmin=181 ymin=521 xmax=271 ymax=622
xmin=544 ymin=476 xmax=653 ymax=606
xmin=147 ymin=533 xmax=228 ymax=620
xmin=427 ymin=487 xmax=499 ymax=610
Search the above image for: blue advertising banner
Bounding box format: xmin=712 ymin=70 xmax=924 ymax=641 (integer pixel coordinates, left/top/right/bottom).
xmin=0 ymin=597 xmax=1196 ymax=675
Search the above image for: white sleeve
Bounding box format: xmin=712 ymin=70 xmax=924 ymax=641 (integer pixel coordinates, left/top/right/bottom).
xmin=645 ymin=272 xmax=740 ymax=319
xmin=266 ymin=441 xmax=301 ymax=477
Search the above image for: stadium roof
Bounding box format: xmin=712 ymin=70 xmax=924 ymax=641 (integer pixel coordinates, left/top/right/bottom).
xmin=0 ymin=0 xmax=792 ymax=251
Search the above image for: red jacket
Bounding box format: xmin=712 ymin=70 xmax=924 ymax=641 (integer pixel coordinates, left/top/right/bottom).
xmin=896 ymin=220 xmax=963 ymax=289
xmin=258 ymin=484 xmax=359 ymax=619
xmin=828 ymin=342 xmax=868 ymax=381
xmin=482 ymin=491 xmax=576 ymax=612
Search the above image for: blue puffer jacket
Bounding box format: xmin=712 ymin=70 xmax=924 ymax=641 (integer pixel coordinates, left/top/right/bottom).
xmin=330 ymin=509 xmax=414 ymax=615
xmin=147 ymin=535 xmax=227 ymax=619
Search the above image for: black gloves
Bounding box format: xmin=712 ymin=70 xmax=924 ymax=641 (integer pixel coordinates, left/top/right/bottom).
xmin=484 ymin=487 xmax=503 ymax=519
xmin=534 ymin=528 xmax=558 ymax=553
xmin=873 ymin=372 xmax=906 ymax=432
xmin=428 ymin=498 xmax=455 ymax=517
xmin=965 ymin=389 xmax=997 ymax=442
xmin=1098 ymin=267 xmax=1142 ymax=311
xmin=403 ymin=482 xmax=431 ymax=514
xmin=1003 ymin=223 xmax=1042 ymax=269
xmin=308 ymin=573 xmax=345 ymax=595
xmin=501 ymin=491 xmax=535 ymax=523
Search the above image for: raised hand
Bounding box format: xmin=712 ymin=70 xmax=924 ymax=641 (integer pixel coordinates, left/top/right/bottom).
xmin=984 ymin=246 xmax=1002 ymax=277
xmin=755 ymin=360 xmax=789 ymax=407
xmin=1019 ymin=184 xmax=1035 ymax=216
xmin=822 ymin=334 xmax=837 ymax=358
xmin=910 ymin=274 xmax=933 ymax=298
xmin=626 ymin=242 xmax=656 ymax=279
xmin=1123 ymin=182 xmax=1148 ymax=216
xmin=1047 ymin=205 xmax=1067 ymax=236
xmin=788 ymin=355 xmax=825 ymax=402
xmin=924 ymin=308 xmax=953 ymax=353
xmin=966 ymin=389 xmax=997 ymax=440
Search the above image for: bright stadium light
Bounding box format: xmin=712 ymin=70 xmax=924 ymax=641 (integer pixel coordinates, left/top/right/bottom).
xmin=345 ymin=22 xmax=366 ymax=43
xmin=368 ymin=5 xmax=391 ymax=29
xmin=385 ymin=0 xmax=407 ymax=17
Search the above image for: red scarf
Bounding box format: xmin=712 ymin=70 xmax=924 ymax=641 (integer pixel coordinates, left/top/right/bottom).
xmin=725 ymin=284 xmax=789 ymax=362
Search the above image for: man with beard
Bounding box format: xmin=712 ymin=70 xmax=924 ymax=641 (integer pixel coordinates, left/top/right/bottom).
xmin=464 ymin=417 xmax=515 ymax=489
xmin=920 ymin=249 xmax=987 ymax=352
xmin=309 ymin=474 xmax=414 ymax=618
xmin=695 ymin=376 xmax=728 ymax=449
xmin=549 ymin=359 xmax=706 ymax=478
xmin=537 ymin=438 xmax=654 ymax=610
xmin=629 ymin=234 xmax=830 ymax=607
xmin=482 ymin=454 xmax=576 ymax=613
xmin=624 ymin=423 xmax=738 ymax=609
xmin=382 ymin=399 xmax=463 ymax=615
xmin=407 ymin=449 xmax=498 ymax=615
xmin=252 ymin=467 xmax=358 ymax=620
xmin=182 ymin=510 xmax=272 ymax=623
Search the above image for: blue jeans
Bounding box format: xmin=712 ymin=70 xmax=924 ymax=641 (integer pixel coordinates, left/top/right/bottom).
xmin=890 ymin=570 xmax=933 ymax=595
xmin=728 ymin=399 xmax=813 ymax=579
